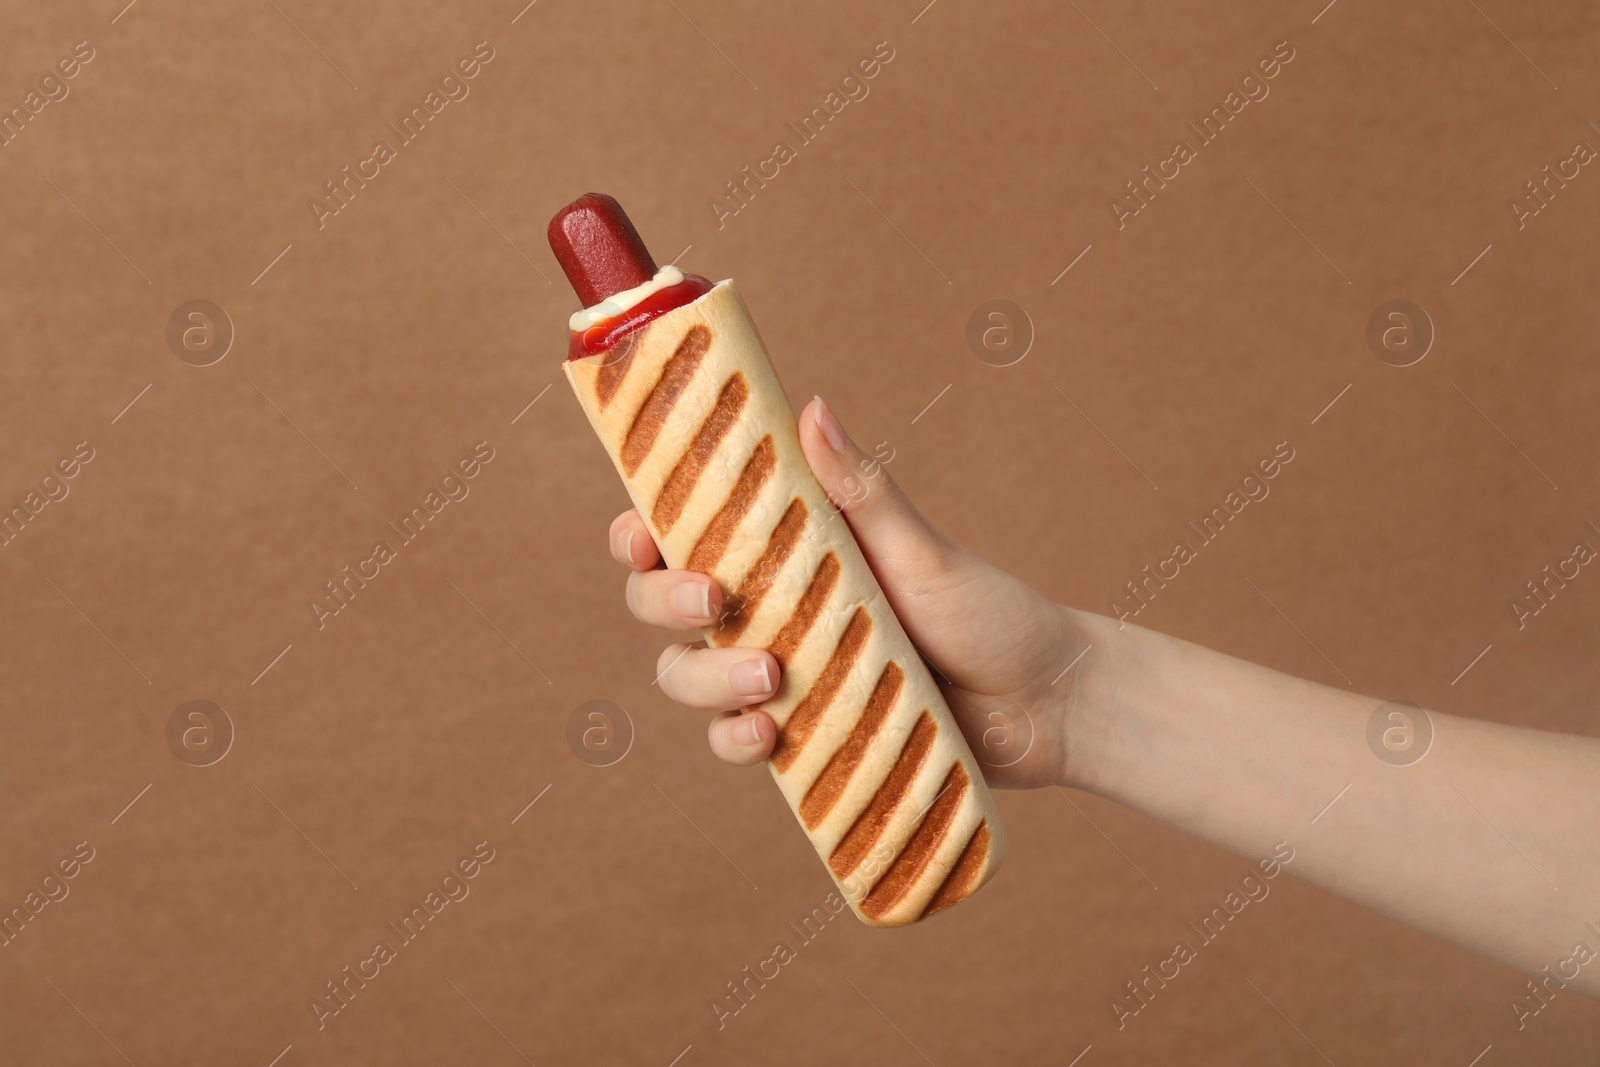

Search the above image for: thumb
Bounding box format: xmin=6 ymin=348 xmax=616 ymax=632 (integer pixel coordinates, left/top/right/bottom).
xmin=797 ymin=395 xmax=953 ymax=575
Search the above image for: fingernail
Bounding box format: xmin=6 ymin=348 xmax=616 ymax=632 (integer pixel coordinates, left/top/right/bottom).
xmin=813 ymin=396 xmax=848 ymax=454
xmin=671 ymin=581 xmax=713 ymax=622
xmin=617 ymin=527 xmax=633 ymax=565
xmin=730 ymin=658 xmax=773 ymax=697
xmin=738 ymin=714 xmax=764 ymax=747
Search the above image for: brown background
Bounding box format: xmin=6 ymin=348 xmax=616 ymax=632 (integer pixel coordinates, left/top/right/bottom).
xmin=1 ymin=0 xmax=1597 ymax=1063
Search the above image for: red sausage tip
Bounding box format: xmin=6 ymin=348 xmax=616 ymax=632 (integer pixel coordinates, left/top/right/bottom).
xmin=547 ymin=193 xmax=659 ymax=308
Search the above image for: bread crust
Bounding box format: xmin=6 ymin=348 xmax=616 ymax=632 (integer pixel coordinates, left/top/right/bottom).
xmin=564 ymin=281 xmax=1006 ymax=926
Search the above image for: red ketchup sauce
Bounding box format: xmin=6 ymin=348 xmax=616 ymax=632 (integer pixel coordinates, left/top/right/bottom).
xmin=566 ymin=274 xmax=715 ymax=361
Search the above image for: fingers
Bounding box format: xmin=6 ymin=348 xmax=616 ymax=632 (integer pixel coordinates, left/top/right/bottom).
xmin=614 ymin=509 xmax=720 ymax=631
xmin=798 ymin=396 xmax=953 ymax=569
xmin=655 ymin=643 xmax=779 ymax=711
xmin=626 ymin=569 xmax=721 ymax=630
xmin=708 ymin=710 xmax=777 ymax=765
xmin=609 ymin=510 xmax=781 ymax=768
xmin=609 ymin=509 xmax=660 ymax=571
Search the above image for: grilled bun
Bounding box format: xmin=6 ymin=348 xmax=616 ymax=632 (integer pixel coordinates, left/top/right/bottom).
xmin=565 ymin=281 xmax=1006 ymax=926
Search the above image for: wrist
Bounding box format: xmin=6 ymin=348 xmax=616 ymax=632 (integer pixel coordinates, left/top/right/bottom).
xmin=1052 ymin=606 xmax=1133 ymax=794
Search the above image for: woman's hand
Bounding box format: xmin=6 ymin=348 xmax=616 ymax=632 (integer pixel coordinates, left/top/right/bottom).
xmin=607 ymin=398 xmax=1600 ymax=995
xmin=608 ymin=395 xmax=1094 ymax=789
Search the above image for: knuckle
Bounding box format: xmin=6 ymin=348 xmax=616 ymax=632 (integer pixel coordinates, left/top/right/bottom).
xmin=655 ymin=644 xmax=690 ymax=695
xmin=669 ymin=651 xmax=728 ymax=709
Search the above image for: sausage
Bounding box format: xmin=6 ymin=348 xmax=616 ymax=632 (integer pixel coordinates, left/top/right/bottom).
xmin=546 ymin=193 xmax=659 ymax=307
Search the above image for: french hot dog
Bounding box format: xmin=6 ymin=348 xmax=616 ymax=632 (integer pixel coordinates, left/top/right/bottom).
xmin=550 ymin=194 xmax=1007 ymax=926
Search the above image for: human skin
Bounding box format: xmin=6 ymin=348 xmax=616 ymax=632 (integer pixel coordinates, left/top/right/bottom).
xmin=608 ymin=395 xmax=1600 ymax=998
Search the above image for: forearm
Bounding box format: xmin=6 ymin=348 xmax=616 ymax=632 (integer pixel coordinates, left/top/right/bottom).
xmin=1062 ymin=608 xmax=1600 ymax=996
